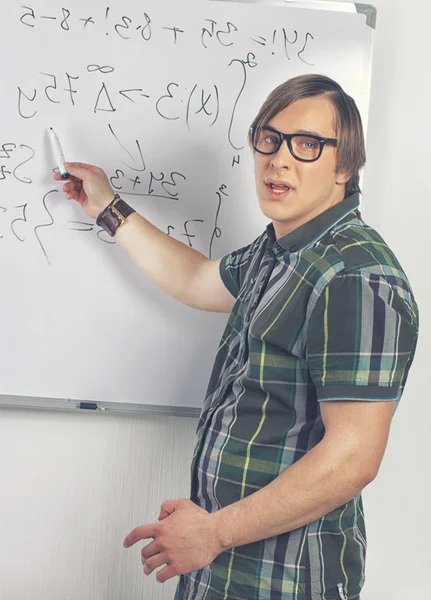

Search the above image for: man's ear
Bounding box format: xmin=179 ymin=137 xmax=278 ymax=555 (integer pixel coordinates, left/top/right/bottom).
xmin=335 ymin=170 xmax=351 ymax=185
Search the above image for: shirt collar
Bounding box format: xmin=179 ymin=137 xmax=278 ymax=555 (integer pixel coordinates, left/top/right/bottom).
xmin=266 ymin=192 xmax=360 ymax=254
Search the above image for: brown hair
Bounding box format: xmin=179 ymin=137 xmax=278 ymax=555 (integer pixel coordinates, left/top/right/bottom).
xmin=249 ymin=74 xmax=366 ymax=198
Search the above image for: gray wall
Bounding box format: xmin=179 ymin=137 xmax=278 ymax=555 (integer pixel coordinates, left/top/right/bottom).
xmin=0 ymin=409 xmax=197 ymax=600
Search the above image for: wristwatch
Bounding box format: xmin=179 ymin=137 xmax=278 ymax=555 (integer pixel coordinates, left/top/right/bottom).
xmin=96 ymin=194 xmax=136 ymax=237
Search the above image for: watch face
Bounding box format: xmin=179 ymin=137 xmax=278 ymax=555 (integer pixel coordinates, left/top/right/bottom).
xmin=97 ymin=198 xmax=135 ymax=237
xmin=97 ymin=206 xmax=119 ymax=237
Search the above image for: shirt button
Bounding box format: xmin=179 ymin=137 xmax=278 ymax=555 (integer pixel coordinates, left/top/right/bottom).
xmin=290 ymin=245 xmax=297 ymax=252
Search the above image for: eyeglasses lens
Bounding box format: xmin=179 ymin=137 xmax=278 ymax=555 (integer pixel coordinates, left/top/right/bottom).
xmin=253 ymin=128 xmax=321 ymax=161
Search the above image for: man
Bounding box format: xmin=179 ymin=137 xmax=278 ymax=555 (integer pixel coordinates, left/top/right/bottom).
xmin=55 ymin=75 xmax=419 ymax=600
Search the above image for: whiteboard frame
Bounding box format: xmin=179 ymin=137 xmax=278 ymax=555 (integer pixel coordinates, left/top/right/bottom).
xmin=0 ymin=394 xmax=201 ymax=417
xmin=213 ymin=0 xmax=376 ymax=27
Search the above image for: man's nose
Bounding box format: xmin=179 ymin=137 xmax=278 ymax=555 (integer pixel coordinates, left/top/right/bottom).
xmin=270 ymin=140 xmax=293 ymax=170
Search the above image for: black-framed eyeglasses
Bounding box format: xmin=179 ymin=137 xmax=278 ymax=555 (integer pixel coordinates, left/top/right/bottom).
xmin=250 ymin=125 xmax=338 ymax=162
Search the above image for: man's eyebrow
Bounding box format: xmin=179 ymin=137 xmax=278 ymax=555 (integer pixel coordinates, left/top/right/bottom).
xmin=263 ymin=125 xmax=335 ymax=138
xmin=295 ymin=128 xmax=325 ymax=137
xmin=264 ymin=125 xmax=330 ymax=137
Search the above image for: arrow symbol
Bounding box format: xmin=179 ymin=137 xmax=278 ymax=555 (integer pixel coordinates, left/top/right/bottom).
xmin=119 ymin=89 xmax=150 ymax=102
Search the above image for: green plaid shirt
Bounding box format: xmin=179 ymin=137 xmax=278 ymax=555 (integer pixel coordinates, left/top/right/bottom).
xmin=179 ymin=193 xmax=419 ymax=600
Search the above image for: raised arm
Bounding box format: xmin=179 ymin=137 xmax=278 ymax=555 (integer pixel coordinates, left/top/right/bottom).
xmin=54 ymin=162 xmax=235 ymax=313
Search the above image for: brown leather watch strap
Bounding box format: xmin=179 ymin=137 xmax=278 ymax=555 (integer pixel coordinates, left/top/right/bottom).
xmin=96 ymin=195 xmax=136 ymax=237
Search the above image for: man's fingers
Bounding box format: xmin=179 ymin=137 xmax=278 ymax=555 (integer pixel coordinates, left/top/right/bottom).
xmin=63 ymin=162 xmax=95 ymax=180
xmin=63 ymin=181 xmax=80 ymax=193
xmin=143 ymin=552 xmax=168 ymax=576
xmin=64 ymin=161 xmax=92 ymax=171
xmin=123 ymin=523 xmax=156 ymax=548
xmin=66 ymin=192 xmax=79 ymax=201
xmin=54 ymin=172 xmax=82 ymax=186
xmin=141 ymin=539 xmax=160 ymax=562
xmin=65 ymin=187 xmax=82 ymax=201
xmin=59 ymin=179 xmax=83 ymax=201
xmin=155 ymin=564 xmax=178 ymax=583
xmin=158 ymin=498 xmax=183 ymax=520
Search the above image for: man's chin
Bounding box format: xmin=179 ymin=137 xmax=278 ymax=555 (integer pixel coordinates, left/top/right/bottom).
xmin=259 ymin=201 xmax=295 ymax=223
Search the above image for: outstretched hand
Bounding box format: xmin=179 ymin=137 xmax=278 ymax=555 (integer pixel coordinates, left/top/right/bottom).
xmin=54 ymin=162 xmax=114 ymax=219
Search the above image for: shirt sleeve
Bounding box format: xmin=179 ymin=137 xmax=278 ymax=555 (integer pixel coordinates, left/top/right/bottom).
xmin=219 ymin=241 xmax=255 ymax=299
xmin=306 ymin=270 xmax=419 ymax=403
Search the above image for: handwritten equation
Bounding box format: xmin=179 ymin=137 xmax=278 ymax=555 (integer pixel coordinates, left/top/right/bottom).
xmin=1 ymin=1 xmax=320 ymax=266
xmin=16 ymin=53 xmax=263 ymax=162
xmin=0 ymin=135 xmax=227 ymax=264
xmin=18 ymin=6 xmax=314 ymax=63
xmin=16 ymin=49 xmax=312 ymax=156
xmin=18 ymin=67 xmax=225 ymax=126
xmin=17 ymin=5 xmax=314 ymax=132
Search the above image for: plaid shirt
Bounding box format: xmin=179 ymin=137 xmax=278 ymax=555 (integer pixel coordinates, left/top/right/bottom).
xmin=177 ymin=193 xmax=419 ymax=600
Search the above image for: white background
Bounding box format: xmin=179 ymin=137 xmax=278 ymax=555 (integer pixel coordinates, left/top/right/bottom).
xmin=0 ymin=0 xmax=430 ymax=599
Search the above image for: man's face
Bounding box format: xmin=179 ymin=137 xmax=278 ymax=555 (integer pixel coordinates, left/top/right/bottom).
xmin=253 ymin=96 xmax=350 ymax=239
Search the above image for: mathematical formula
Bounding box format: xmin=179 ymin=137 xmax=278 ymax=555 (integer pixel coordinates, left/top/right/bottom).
xmin=18 ymin=5 xmax=314 ymax=64
xmin=1 ymin=1 xmax=317 ymax=265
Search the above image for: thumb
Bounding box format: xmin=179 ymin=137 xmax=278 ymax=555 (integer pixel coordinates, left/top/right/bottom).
xmin=64 ymin=162 xmax=95 ymax=181
xmin=158 ymin=499 xmax=184 ymax=521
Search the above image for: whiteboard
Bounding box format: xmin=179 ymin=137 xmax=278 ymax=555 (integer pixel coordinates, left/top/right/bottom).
xmin=0 ymin=0 xmax=375 ymax=414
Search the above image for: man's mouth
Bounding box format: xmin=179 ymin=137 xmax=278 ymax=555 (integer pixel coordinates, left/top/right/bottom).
xmin=268 ymin=183 xmax=292 ymax=194
xmin=265 ymin=180 xmax=295 ymax=198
